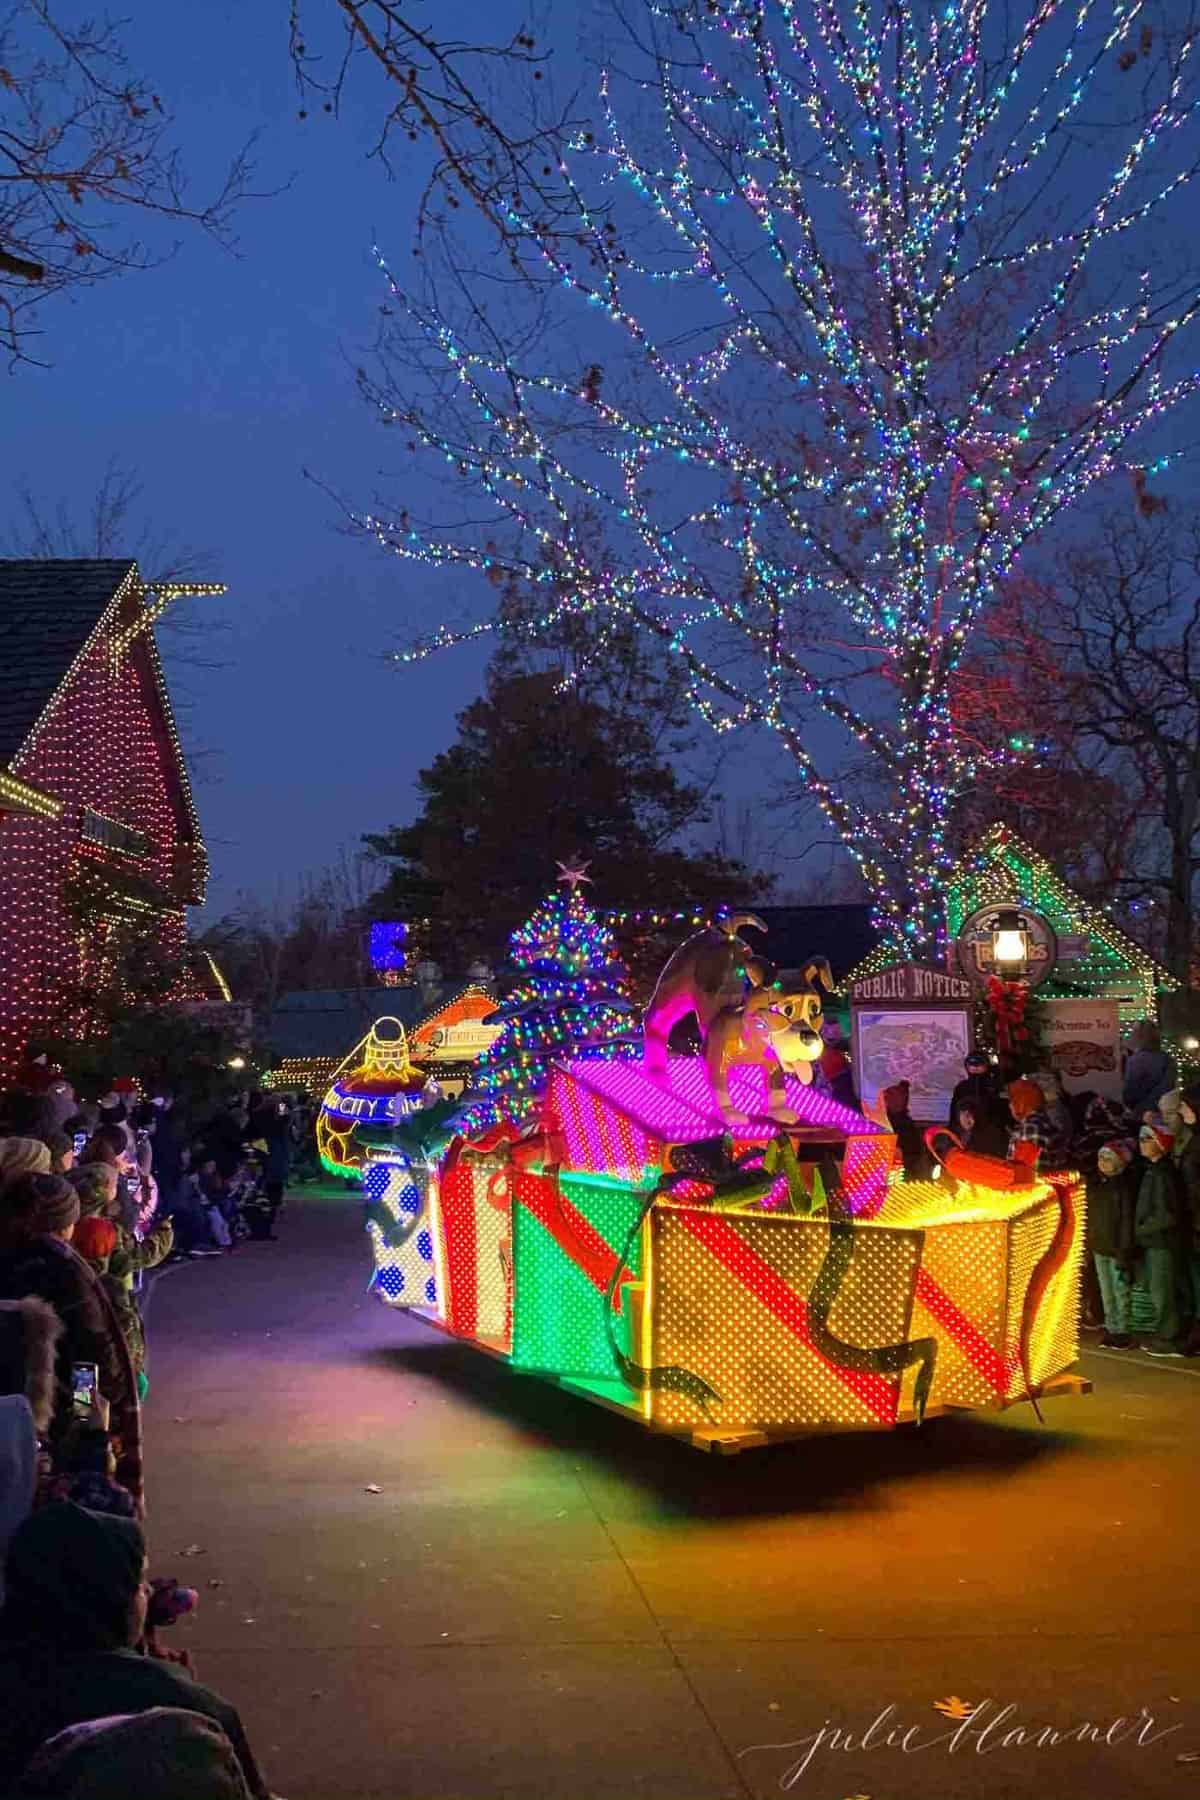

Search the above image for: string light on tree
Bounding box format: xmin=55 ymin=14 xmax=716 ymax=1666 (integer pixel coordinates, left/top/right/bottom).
xmin=355 ymin=0 xmax=1200 ymax=963
xmin=456 ymin=869 xmax=639 ymax=1134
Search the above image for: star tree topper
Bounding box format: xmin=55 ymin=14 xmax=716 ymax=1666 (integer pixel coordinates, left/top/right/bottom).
xmin=556 ymin=859 xmax=593 ymax=892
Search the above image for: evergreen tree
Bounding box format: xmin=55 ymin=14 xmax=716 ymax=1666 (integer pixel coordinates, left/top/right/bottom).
xmin=459 ymin=869 xmax=638 ymax=1133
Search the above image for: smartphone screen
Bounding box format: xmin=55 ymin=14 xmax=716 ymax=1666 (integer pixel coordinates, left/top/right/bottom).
xmin=72 ymin=1363 xmax=98 ymax=1418
xmin=72 ymin=1131 xmax=87 ymax=1157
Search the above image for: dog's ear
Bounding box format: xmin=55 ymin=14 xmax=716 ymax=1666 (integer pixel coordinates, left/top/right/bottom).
xmin=800 ymin=957 xmax=836 ymax=995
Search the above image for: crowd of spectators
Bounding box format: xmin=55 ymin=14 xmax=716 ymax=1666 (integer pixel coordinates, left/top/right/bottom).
xmin=871 ymin=1021 xmax=1198 ymax=1360
xmin=0 ymin=1057 xmax=308 ymax=1797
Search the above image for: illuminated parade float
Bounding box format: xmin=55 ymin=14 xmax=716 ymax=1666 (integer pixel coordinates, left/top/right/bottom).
xmin=361 ymin=870 xmax=1088 ymax=1452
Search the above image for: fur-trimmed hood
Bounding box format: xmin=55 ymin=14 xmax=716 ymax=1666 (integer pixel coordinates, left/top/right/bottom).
xmin=0 ymin=1295 xmax=64 ymax=1434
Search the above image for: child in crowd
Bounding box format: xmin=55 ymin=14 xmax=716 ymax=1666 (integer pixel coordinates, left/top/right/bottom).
xmin=104 ymin=1207 xmax=174 ymax=1402
xmin=1087 ymin=1139 xmax=1138 ymax=1348
xmin=1007 ymin=1077 xmax=1053 ymax=1169
xmin=1135 ymin=1114 xmax=1186 ymax=1357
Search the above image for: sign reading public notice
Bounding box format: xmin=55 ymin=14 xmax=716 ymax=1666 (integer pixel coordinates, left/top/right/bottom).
xmin=1039 ymin=997 xmax=1122 ymax=1100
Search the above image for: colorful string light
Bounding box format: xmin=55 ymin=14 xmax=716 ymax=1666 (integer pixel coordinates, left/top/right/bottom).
xmin=455 ymin=879 xmax=640 ymax=1133
xmin=0 ymin=562 xmax=212 ymax=1080
xmin=355 ymin=0 xmax=1199 ymax=960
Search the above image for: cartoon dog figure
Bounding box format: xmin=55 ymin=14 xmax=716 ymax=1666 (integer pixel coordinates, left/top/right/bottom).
xmin=706 ymin=961 xmax=836 ymax=1123
xmin=642 ymin=914 xmax=768 ymax=1073
xmin=643 ymin=917 xmax=836 ymax=1123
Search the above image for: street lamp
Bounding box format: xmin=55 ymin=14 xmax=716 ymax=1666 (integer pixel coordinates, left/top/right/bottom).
xmin=991 ymin=909 xmax=1029 ymax=976
xmin=227 ymin=1056 xmax=247 ymax=1071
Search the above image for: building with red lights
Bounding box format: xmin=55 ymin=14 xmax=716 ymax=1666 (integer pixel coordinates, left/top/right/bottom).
xmin=0 ymin=560 xmax=215 ymax=1082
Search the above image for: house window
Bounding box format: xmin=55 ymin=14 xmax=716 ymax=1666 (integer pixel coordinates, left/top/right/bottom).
xmin=79 ymin=807 xmax=151 ymax=859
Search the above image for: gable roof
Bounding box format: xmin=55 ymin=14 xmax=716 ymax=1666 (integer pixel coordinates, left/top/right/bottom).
xmin=950 ymin=825 xmax=1175 ymax=987
xmin=0 ymin=559 xmax=208 ymax=890
xmin=0 ymin=559 xmax=137 ymax=764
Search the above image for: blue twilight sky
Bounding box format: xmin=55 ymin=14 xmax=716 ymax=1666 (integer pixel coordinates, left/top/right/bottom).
xmin=7 ymin=4 xmax=1192 ymax=924
xmin=8 ymin=0 xmax=565 ymax=918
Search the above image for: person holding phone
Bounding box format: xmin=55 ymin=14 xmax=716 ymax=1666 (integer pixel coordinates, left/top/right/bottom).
xmin=0 ymin=1175 xmax=141 ymax=1510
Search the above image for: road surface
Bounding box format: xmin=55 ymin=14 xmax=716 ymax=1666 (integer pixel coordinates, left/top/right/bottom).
xmin=144 ymin=1188 xmax=1200 ymax=1800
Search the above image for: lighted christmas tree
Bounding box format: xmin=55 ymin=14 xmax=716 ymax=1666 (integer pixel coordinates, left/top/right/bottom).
xmin=457 ymin=863 xmax=637 ymax=1133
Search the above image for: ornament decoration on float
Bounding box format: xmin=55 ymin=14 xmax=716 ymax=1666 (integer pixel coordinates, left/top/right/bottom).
xmin=316 ymin=1016 xmax=439 ymax=1179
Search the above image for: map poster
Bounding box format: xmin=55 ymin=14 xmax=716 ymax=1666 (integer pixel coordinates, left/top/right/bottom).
xmin=853 ymin=1007 xmax=972 ymax=1124
xmin=1039 ymin=997 xmax=1122 ymax=1101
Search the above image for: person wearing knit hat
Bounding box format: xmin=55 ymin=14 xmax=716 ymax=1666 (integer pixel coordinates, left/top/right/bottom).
xmin=68 ymin=1164 xmax=119 ymax=1221
xmin=1135 ymin=1115 xmax=1187 ymax=1356
xmin=72 ymin=1216 xmax=117 ymax=1275
xmin=1139 ymin=1114 xmax=1176 ymax=1158
xmin=0 ymin=1139 xmax=51 ymax=1189
xmin=0 ymin=1173 xmax=80 ymax=1241
xmin=1007 ymin=1077 xmax=1053 ymax=1169
xmin=0 ymin=1504 xmax=271 ymax=1797
xmin=1089 ymin=1140 xmax=1139 ymax=1348
xmin=0 ymin=1181 xmax=142 ymax=1504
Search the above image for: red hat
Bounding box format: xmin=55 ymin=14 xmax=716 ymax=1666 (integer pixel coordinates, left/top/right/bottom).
xmin=73 ymin=1214 xmax=117 ymax=1265
xmin=1007 ymin=1078 xmax=1045 ymax=1120
xmin=1139 ymin=1115 xmax=1175 ymax=1155
xmin=1098 ymin=1138 xmax=1136 ymax=1170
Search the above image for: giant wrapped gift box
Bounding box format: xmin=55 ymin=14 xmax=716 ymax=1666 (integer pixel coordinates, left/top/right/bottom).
xmin=364 ymin=1153 xmax=441 ymax=1314
xmin=437 ymin=1150 xmax=513 ymax=1350
xmin=510 ymin=1167 xmax=652 ymax=1383
xmin=642 ymin=1173 xmax=1084 ymax=1429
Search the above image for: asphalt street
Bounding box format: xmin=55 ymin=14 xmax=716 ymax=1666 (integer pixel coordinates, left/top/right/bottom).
xmin=144 ymin=1188 xmax=1200 ymax=1800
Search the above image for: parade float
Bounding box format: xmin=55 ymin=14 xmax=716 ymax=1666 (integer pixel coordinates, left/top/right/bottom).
xmin=361 ymin=869 xmax=1088 ymax=1453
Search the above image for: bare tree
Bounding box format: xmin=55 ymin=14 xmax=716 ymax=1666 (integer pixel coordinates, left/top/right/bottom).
xmin=0 ymin=0 xmax=258 ymax=366
xmin=1050 ymin=515 xmax=1200 ymax=982
xmin=331 ymin=0 xmax=1200 ymax=961
xmin=287 ymin=1 xmax=573 ymax=247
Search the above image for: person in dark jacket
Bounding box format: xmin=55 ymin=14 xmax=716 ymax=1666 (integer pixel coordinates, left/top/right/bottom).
xmin=146 ymin=1092 xmax=185 ymax=1213
xmin=882 ymin=1081 xmax=934 ymax=1181
xmin=956 ymin=1100 xmax=1009 ymax=1160
xmin=0 ymin=1502 xmax=271 ymax=1798
xmin=1123 ymin=1021 xmax=1175 ymax=1117
xmin=1087 ymin=1139 xmax=1138 ymax=1347
xmin=949 ymin=1053 xmax=998 ymax=1135
xmin=0 ymin=1176 xmax=141 ymax=1508
xmin=1176 ymin=1081 xmax=1200 ymax=1354
xmin=248 ymin=1098 xmax=291 ymax=1240
xmin=1135 ymin=1115 xmax=1186 ymax=1356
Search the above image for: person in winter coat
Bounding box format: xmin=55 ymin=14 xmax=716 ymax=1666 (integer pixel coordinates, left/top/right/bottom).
xmin=1007 ymin=1078 xmax=1053 ymax=1169
xmin=0 ymin=1175 xmax=142 ymax=1508
xmin=1031 ymin=1068 xmax=1073 ymax=1165
xmin=956 ymin=1100 xmax=1009 ymax=1160
xmin=817 ymin=1026 xmax=858 ymax=1109
xmin=0 ymin=1502 xmax=272 ymax=1798
xmin=1123 ymin=1022 xmax=1175 ymax=1117
xmin=1087 ymin=1139 xmax=1139 ymax=1347
xmin=949 ymin=1053 xmax=1000 ymax=1136
xmin=104 ymin=1208 xmax=173 ymax=1399
xmin=882 ymin=1081 xmax=934 ymax=1181
xmin=1135 ymin=1115 xmax=1186 ymax=1356
xmin=1175 ymin=1082 xmax=1200 ymax=1354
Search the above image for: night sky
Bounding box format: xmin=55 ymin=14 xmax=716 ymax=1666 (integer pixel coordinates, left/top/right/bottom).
xmin=8 ymin=1 xmax=561 ymax=918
